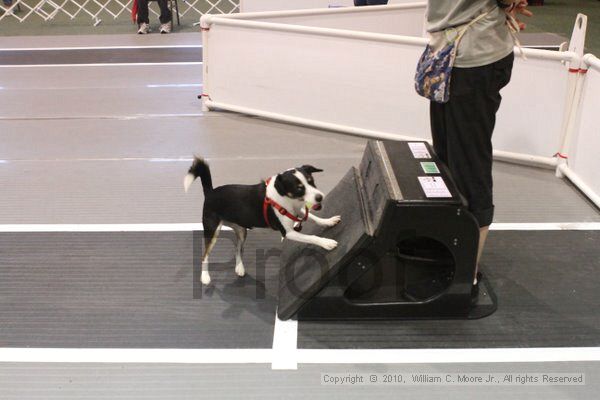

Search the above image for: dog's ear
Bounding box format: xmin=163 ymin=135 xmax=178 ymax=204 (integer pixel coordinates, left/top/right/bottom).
xmin=300 ymin=165 xmax=323 ymax=174
xmin=274 ymin=174 xmax=288 ymax=196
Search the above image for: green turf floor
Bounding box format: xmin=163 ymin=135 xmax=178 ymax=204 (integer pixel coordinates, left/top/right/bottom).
xmin=524 ymin=0 xmax=600 ymax=54
xmin=0 ymin=1 xmax=599 ymax=55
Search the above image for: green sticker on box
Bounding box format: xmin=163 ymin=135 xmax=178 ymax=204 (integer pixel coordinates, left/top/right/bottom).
xmin=420 ymin=162 xmax=440 ymax=174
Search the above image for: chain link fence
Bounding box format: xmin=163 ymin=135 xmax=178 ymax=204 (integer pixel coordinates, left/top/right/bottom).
xmin=0 ymin=0 xmax=239 ymax=25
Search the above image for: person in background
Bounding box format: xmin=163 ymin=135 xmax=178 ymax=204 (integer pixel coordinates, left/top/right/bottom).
xmin=426 ymin=0 xmax=532 ymax=299
xmin=131 ymin=0 xmax=172 ymax=34
xmin=354 ymin=0 xmax=388 ymax=6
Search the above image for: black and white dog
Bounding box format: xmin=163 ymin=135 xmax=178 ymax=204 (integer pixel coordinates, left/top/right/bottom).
xmin=184 ymin=157 xmax=341 ymax=285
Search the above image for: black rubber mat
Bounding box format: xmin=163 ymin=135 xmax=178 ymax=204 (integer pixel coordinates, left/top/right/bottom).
xmin=2 ymin=230 xmax=598 ymax=349
xmin=0 ymin=47 xmax=202 ymax=65
xmin=298 ymin=231 xmax=600 ymax=349
xmin=0 ymin=230 xmax=280 ymax=348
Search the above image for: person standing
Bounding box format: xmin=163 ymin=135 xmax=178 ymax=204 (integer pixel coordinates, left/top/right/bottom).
xmin=425 ymin=0 xmax=531 ymax=295
xmin=132 ymin=0 xmax=173 ymax=34
xmin=354 ymin=0 xmax=388 ymax=6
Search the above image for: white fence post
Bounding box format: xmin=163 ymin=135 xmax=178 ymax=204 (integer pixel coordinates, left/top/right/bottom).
xmin=201 ymin=14 xmax=211 ymax=112
xmin=555 ymin=13 xmax=587 ymax=178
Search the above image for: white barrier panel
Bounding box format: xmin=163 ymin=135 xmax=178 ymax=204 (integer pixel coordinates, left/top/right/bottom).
xmin=494 ymin=50 xmax=573 ymax=164
xmin=241 ymin=0 xmax=354 ymax=12
xmin=229 ymin=3 xmax=426 ymax=37
xmin=240 ymin=0 xmax=420 ymax=13
xmin=563 ymin=55 xmax=600 ymax=208
xmin=202 ymin=7 xmax=577 ymax=162
xmin=204 ymin=18 xmax=430 ymax=141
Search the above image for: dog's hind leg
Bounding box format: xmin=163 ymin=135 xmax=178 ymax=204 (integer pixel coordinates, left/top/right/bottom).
xmin=201 ymin=214 xmax=223 ymax=285
xmin=231 ymin=224 xmax=248 ymax=277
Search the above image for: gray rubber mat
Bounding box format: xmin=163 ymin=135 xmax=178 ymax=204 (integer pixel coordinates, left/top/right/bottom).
xmin=0 ymin=113 xmax=366 ymax=161
xmin=0 ymin=64 xmax=203 ymax=120
xmin=0 ymin=157 xmax=358 ymax=224
xmin=1 ymin=63 xmax=201 ymax=91
xmin=298 ymin=230 xmax=600 ymax=349
xmin=1 ymin=155 xmax=596 ymax=225
xmin=493 ymin=162 xmax=600 ymax=223
xmin=0 ymin=33 xmax=202 ymax=49
xmin=0 ymin=47 xmax=202 ymax=65
xmin=1 ymin=362 xmax=598 ymax=400
xmin=0 ymin=86 xmax=202 ymax=120
xmin=0 ymin=230 xmax=281 ymax=348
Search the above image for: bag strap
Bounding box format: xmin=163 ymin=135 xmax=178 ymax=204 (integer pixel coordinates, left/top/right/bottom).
xmin=448 ymin=7 xmax=526 ymax=60
xmin=455 ymin=8 xmax=495 ymax=43
xmin=506 ymin=12 xmax=527 ymax=60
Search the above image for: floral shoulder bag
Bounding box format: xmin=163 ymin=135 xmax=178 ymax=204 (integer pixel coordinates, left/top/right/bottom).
xmin=414 ymin=9 xmax=493 ymax=103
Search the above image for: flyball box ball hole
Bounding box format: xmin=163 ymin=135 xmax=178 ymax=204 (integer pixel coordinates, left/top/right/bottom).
xmin=344 ymin=237 xmax=456 ymax=303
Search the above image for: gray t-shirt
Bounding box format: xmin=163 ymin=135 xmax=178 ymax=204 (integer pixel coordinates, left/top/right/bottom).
xmin=426 ymin=0 xmax=514 ymax=68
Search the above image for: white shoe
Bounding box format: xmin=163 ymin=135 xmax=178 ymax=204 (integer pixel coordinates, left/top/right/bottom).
xmin=159 ymin=21 xmax=172 ymax=34
xmin=201 ymin=271 xmax=211 ymax=285
xmin=235 ymin=263 xmax=245 ymax=277
xmin=137 ymin=23 xmax=150 ymax=34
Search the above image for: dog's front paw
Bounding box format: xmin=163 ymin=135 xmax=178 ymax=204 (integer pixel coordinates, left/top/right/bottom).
xmin=324 ymin=215 xmax=341 ymax=227
xmin=235 ymin=263 xmax=246 ymax=277
xmin=201 ymin=271 xmax=212 ymax=285
xmin=318 ymin=238 xmax=338 ymax=251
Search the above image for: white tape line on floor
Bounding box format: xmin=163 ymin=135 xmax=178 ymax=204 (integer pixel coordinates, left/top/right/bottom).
xmin=1 ymin=347 xmax=599 ymax=366
xmin=272 ymin=311 xmax=299 ymax=370
xmin=1 ymin=222 xmax=599 ymax=233
xmin=0 ymin=223 xmax=230 ymax=232
xmin=0 ymin=45 xmax=202 ymax=51
xmin=0 ymin=62 xmax=203 ymax=68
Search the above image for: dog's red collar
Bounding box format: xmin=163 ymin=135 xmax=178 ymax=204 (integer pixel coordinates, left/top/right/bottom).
xmin=264 ymin=178 xmax=309 ymax=231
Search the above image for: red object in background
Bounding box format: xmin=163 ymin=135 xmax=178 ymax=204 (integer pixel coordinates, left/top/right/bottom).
xmin=131 ymin=0 xmax=138 ymax=23
xmin=528 ymin=0 xmax=544 ymax=5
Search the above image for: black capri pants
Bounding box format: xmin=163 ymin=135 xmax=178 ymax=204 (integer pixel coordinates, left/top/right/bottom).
xmin=430 ymin=52 xmax=514 ymax=227
xmin=136 ymin=0 xmax=172 ymax=24
xmin=354 ymin=0 xmax=388 ymax=5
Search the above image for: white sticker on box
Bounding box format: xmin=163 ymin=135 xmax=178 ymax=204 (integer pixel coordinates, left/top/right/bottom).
xmin=418 ymin=176 xmax=452 ymax=198
xmin=408 ymin=142 xmax=431 ymax=159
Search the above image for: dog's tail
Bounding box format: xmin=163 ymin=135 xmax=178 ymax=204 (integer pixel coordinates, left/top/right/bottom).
xmin=184 ymin=156 xmax=213 ymax=195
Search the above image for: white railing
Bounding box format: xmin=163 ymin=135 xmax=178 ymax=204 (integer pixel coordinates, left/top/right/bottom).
xmin=240 ymin=0 xmax=353 ymax=13
xmin=239 ymin=0 xmax=422 ymax=13
xmin=558 ymin=54 xmax=600 ymax=208
xmin=0 ymin=0 xmax=239 ymax=25
xmin=201 ymin=6 xmax=600 ymax=209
